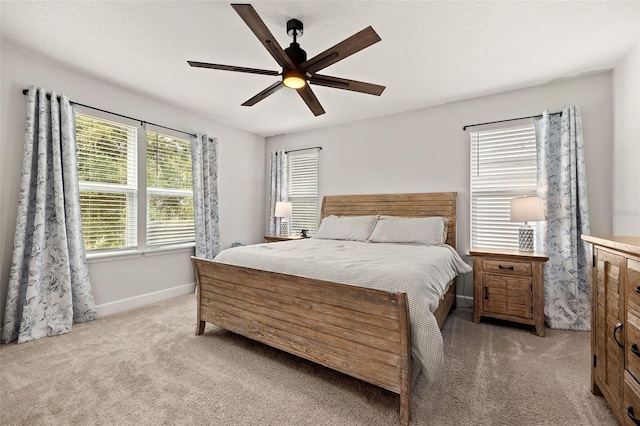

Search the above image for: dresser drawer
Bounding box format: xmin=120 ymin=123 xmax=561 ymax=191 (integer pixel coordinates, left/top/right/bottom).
xmin=627 ymin=317 xmax=640 ymax=384
xmin=483 ymin=258 xmax=532 ymax=277
xmin=624 ymin=371 xmax=640 ymax=426
xmin=628 ymin=259 xmax=640 ymax=312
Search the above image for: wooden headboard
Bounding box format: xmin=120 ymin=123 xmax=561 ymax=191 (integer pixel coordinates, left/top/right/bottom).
xmin=320 ymin=192 xmax=457 ymax=249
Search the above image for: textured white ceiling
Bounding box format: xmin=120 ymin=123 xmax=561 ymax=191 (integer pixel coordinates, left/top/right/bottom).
xmin=2 ymin=1 xmax=639 ymax=137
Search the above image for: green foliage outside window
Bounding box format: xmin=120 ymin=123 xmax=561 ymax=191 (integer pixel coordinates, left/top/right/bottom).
xmin=77 ymin=116 xmax=130 ymax=185
xmin=146 ymin=131 xmax=192 ymax=190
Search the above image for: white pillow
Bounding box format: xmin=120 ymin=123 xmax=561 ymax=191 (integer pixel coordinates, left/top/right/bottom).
xmin=314 ymin=215 xmax=379 ymax=241
xmin=369 ymin=216 xmax=449 ymax=245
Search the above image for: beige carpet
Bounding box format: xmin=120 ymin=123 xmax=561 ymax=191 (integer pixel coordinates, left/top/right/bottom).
xmin=0 ymin=295 xmax=617 ymax=425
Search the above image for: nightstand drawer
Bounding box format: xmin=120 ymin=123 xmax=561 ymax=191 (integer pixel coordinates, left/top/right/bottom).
xmin=483 ymin=258 xmax=532 ymax=277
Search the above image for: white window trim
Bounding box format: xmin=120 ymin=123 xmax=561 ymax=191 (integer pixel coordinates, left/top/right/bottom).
xmin=76 ymin=107 xmax=195 ymax=258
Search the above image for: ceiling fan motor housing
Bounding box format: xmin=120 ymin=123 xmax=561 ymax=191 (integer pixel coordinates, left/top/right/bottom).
xmin=285 ymin=42 xmax=307 ymax=65
xmin=285 ymin=19 xmax=306 ymax=66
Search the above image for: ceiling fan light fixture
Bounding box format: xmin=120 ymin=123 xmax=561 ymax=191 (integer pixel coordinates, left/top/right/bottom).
xmin=283 ymin=69 xmax=306 ymax=89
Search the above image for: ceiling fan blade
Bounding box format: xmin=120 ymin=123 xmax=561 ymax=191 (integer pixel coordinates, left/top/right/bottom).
xmin=296 ymin=85 xmax=326 ymax=116
xmin=188 ymin=61 xmax=280 ymax=76
xmin=231 ymin=4 xmax=295 ymax=70
xmin=301 ymin=26 xmax=381 ymax=75
xmin=309 ymin=74 xmax=385 ymax=96
xmin=242 ymin=81 xmax=285 ymax=106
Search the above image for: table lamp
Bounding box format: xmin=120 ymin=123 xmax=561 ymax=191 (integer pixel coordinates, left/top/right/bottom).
xmin=275 ymin=201 xmax=292 ymax=236
xmin=510 ymin=196 xmax=545 ymax=252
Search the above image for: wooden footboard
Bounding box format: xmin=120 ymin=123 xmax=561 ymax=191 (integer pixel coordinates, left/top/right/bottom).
xmin=193 ymin=258 xmax=457 ymax=425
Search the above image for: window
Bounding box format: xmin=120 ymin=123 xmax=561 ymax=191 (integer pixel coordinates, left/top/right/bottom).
xmin=470 ymin=123 xmax=538 ymax=250
xmin=77 ymin=114 xmax=138 ymax=251
xmin=146 ymin=131 xmax=194 ymax=247
xmin=76 ymin=113 xmax=194 ymax=253
xmin=288 ymin=151 xmax=319 ymax=236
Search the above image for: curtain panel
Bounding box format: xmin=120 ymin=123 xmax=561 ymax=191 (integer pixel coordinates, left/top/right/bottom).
xmin=535 ymin=106 xmax=591 ymax=331
xmin=267 ymin=150 xmax=288 ymax=236
xmin=191 ymin=134 xmax=220 ymax=259
xmin=2 ymin=86 xmax=96 ymax=344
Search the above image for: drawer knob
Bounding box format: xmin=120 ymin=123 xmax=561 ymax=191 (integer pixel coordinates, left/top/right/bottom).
xmin=614 ymin=322 xmax=624 ymax=349
xmin=628 ymin=406 xmax=640 ymax=425
xmin=632 ymin=343 xmax=640 ymax=358
xmin=498 ymin=265 xmax=514 ymax=271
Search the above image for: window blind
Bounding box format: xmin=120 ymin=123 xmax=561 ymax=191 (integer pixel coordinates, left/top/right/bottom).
xmin=470 ymin=123 xmax=538 ymax=250
xmin=146 ymin=131 xmax=194 ymax=247
xmin=288 ymin=152 xmax=319 ymax=236
xmin=76 ymin=114 xmax=138 ymax=251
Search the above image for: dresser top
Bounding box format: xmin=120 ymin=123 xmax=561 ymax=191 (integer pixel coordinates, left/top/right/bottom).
xmin=581 ymin=235 xmax=640 ymax=256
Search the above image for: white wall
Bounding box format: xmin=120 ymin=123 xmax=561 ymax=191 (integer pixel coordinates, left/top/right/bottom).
xmin=612 ymin=40 xmax=640 ymax=234
xmin=267 ymin=72 xmax=614 ymax=299
xmin=0 ymin=45 xmax=266 ymax=324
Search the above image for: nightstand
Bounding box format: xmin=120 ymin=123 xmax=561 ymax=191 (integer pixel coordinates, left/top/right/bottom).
xmin=264 ymin=235 xmax=304 ymax=243
xmin=470 ymin=248 xmax=548 ymax=336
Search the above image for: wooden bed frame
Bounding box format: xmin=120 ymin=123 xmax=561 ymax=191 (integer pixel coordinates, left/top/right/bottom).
xmin=192 ymin=192 xmax=458 ymax=425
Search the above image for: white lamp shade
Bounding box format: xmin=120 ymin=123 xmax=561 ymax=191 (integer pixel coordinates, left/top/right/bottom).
xmin=510 ymin=196 xmax=545 ymax=222
xmin=274 ymin=201 xmax=292 ymax=218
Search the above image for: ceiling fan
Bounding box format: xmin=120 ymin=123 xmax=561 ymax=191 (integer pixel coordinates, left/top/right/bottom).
xmin=188 ymin=3 xmax=385 ymax=116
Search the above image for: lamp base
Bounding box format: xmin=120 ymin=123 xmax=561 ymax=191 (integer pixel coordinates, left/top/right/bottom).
xmin=519 ymin=225 xmax=534 ymax=252
xmin=279 ymin=220 xmax=289 ymax=237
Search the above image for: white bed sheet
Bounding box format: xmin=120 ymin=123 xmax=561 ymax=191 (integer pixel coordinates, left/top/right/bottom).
xmin=213 ymin=239 xmax=472 ymax=383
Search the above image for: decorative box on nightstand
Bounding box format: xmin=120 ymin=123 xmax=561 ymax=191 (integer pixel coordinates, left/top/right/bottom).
xmin=470 ymin=247 xmax=548 ymax=336
xmin=264 ymin=235 xmax=304 ymax=243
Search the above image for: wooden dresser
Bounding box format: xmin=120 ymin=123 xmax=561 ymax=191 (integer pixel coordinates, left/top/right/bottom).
xmin=470 ymin=248 xmax=548 ymax=336
xmin=582 ymin=235 xmax=640 ymax=425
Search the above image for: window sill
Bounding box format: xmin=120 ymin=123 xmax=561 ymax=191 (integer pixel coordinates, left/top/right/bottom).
xmin=144 ymin=243 xmax=195 ymax=257
xmin=87 ymin=250 xmax=141 ymax=264
xmin=86 ymin=243 xmax=195 ymax=263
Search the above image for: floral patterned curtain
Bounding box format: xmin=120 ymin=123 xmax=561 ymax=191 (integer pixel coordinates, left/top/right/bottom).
xmin=191 ymin=134 xmax=220 ymax=259
xmin=2 ymin=86 xmax=96 ymax=344
xmin=535 ymin=106 xmax=591 ymax=331
xmin=267 ymin=150 xmax=288 ymax=236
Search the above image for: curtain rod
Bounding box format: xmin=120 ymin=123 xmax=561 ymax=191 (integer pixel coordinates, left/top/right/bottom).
xmin=462 ymin=111 xmax=562 ymax=131
xmin=285 ymin=146 xmax=323 ymax=154
xmin=22 ymin=89 xmax=196 ymax=137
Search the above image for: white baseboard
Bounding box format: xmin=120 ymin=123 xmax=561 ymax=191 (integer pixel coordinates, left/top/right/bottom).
xmin=95 ymin=282 xmax=196 ymax=317
xmin=456 ymin=294 xmax=474 ymax=308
